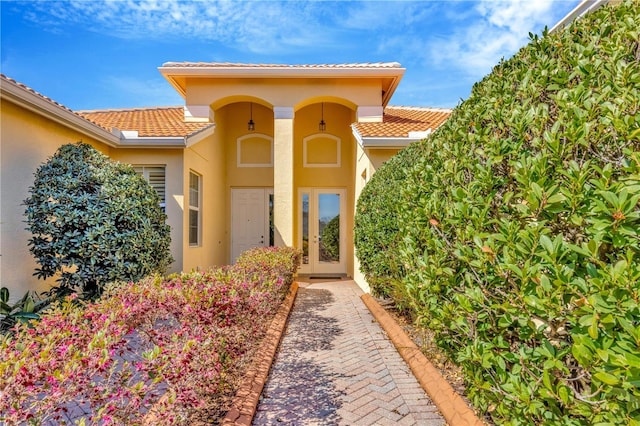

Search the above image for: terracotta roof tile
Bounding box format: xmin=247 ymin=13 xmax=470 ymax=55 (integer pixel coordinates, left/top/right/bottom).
xmin=78 ymin=107 xmax=212 ymax=138
xmin=78 ymin=105 xmax=449 ymax=139
xmin=161 ymin=61 xmax=402 ymax=69
xmin=353 ymin=106 xmax=452 ymax=138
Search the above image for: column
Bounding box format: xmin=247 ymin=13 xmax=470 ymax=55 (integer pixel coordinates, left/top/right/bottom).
xmin=273 ymin=106 xmax=294 ymax=247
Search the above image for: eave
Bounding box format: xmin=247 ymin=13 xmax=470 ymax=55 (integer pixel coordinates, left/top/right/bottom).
xmin=158 ymin=62 xmax=405 ymax=107
xmin=549 ymin=0 xmax=612 ymax=33
xmin=111 ymin=123 xmax=216 ymax=149
xmin=351 ymin=125 xmax=432 ymax=148
xmin=1 ymin=75 xmax=120 ymax=147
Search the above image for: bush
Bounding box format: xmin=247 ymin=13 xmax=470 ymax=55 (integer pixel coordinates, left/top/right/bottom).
xmin=0 ymin=247 xmax=301 ymax=425
xmin=358 ymin=1 xmax=640 ymax=424
xmin=354 ymin=141 xmax=429 ymax=298
xmin=24 ymin=142 xmax=172 ymax=298
xmin=0 ymin=287 xmax=50 ymax=333
xmin=321 ymin=214 xmax=340 ymax=261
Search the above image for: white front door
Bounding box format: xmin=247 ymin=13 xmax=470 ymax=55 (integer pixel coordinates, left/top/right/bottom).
xmin=231 ymin=188 xmax=273 ymax=262
xmin=298 ymin=188 xmax=346 ymax=275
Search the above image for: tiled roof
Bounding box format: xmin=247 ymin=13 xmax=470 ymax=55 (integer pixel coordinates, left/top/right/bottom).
xmin=3 ymin=74 xmax=447 ymax=141
xmin=1 ymin=74 xmax=112 ymax=133
xmin=78 ymin=105 xmax=450 ymax=139
xmin=354 ymin=107 xmax=452 ymax=138
xmin=161 ymin=62 xmax=402 ymax=69
xmin=78 ymin=107 xmax=212 ymax=138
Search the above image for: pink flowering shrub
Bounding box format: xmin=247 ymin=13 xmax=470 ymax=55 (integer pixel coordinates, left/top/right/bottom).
xmin=0 ymin=247 xmax=300 ymax=425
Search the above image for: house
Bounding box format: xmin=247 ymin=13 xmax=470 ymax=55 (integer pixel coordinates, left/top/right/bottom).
xmin=0 ymin=63 xmax=451 ymax=299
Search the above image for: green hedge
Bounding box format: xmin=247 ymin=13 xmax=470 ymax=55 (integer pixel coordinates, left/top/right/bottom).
xmin=354 ymin=141 xmax=429 ymax=298
xmin=357 ymin=1 xmax=640 ymax=424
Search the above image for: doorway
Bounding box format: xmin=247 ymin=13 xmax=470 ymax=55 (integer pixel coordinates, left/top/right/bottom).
xmin=231 ymin=188 xmax=273 ymax=262
xmin=298 ymin=188 xmax=346 ymax=274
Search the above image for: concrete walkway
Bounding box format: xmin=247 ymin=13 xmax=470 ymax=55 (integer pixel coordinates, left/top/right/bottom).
xmin=253 ymin=280 xmax=446 ymax=425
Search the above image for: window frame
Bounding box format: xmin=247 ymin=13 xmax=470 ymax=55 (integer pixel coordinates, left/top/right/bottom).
xmin=188 ymin=171 xmax=201 ymax=247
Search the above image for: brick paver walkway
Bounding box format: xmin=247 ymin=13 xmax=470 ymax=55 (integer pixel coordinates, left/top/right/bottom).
xmin=253 ymin=280 xmax=445 ymax=425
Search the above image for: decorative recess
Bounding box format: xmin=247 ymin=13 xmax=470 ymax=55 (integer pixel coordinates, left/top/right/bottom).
xmin=303 ymin=134 xmax=341 ymax=168
xmin=237 ymin=134 xmax=274 ymax=167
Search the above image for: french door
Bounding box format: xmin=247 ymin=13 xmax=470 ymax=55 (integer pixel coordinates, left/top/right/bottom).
xmin=231 ymin=188 xmax=273 ymax=262
xmin=298 ymin=188 xmax=346 ymax=274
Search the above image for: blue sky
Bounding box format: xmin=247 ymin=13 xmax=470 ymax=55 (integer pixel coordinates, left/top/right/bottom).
xmin=1 ymin=0 xmax=579 ymax=111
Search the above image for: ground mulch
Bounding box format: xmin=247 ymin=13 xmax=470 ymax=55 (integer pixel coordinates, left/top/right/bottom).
xmin=378 ymin=300 xmax=467 ymax=395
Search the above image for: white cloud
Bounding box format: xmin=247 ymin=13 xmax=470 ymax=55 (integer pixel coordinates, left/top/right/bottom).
xmin=21 ymin=0 xmax=339 ymax=54
xmin=339 ymin=1 xmax=436 ymax=30
xmin=427 ymin=0 xmax=567 ymax=77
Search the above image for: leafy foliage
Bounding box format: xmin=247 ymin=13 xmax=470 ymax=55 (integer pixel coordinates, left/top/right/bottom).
xmin=321 ymin=214 xmax=340 ymax=261
xmin=0 ymin=287 xmax=50 ymax=332
xmin=354 ymin=142 xmax=429 ymax=297
xmin=24 ymin=142 xmax=173 ymax=298
xmin=357 ymin=2 xmax=640 ymax=424
xmin=0 ymin=247 xmax=301 ymax=425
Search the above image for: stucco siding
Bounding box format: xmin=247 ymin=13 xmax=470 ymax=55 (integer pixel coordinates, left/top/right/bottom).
xmin=182 ymin=131 xmax=227 ymax=271
xmin=0 ymin=99 xmax=111 ymax=301
xmin=188 ymin=78 xmax=382 ymax=113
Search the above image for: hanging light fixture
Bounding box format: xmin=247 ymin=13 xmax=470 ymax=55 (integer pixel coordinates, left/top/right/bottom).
xmin=247 ymin=102 xmax=255 ymax=131
xmin=318 ymin=102 xmax=326 ymax=132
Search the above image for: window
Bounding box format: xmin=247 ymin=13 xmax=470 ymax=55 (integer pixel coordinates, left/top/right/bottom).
xmin=189 ymin=171 xmax=201 ymax=246
xmin=134 ymin=166 xmax=166 ymax=209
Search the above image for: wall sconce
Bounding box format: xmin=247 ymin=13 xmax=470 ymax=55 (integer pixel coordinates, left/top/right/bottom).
xmin=248 ymin=102 xmax=255 ymax=131
xmin=319 ymin=102 xmax=326 ymax=132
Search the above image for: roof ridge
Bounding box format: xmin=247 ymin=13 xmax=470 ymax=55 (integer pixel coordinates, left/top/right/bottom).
xmin=385 ymin=105 xmax=454 ymax=112
xmin=161 ymin=61 xmax=402 ymax=68
xmin=77 ymin=106 xmax=184 ymax=113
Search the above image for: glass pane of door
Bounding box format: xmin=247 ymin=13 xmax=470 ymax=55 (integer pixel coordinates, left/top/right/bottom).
xmin=317 ymin=193 xmax=340 ymax=264
xmin=301 ymin=193 xmax=310 ymax=265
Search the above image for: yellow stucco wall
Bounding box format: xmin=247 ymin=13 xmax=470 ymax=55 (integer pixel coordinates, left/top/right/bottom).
xmin=0 ymin=99 xmax=112 ymax=301
xmin=223 ymin=102 xmax=274 ymax=188
xmin=189 ymin=78 xmax=380 ymax=112
xmin=367 ymin=148 xmax=400 ymax=171
xmin=182 ymin=131 xmax=227 ymax=271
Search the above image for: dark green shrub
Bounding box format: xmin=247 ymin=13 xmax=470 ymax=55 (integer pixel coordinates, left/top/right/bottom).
xmin=24 ymin=142 xmax=173 ymax=298
xmin=321 ymin=214 xmax=340 ymax=261
xmin=354 ymin=141 xmax=429 ymax=297
xmin=360 ymin=2 xmax=639 ymax=424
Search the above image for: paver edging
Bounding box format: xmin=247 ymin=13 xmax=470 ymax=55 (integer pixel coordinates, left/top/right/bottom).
xmin=221 ymin=281 xmax=299 ymax=426
xmin=361 ymin=294 xmax=484 ymax=426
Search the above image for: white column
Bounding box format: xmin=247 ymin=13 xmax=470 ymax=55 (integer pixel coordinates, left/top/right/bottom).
xmin=184 ymin=105 xmax=213 ymax=122
xmin=357 ymin=105 xmax=384 ymax=122
xmin=273 ymin=107 xmax=294 ymax=247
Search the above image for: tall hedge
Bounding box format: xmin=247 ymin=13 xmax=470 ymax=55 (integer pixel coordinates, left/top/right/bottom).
xmin=25 ymin=142 xmax=173 ymax=298
xmin=354 ymin=141 xmax=429 ymax=298
xmin=357 ymin=1 xmax=640 ymax=424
